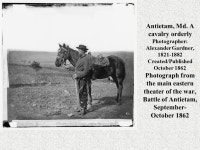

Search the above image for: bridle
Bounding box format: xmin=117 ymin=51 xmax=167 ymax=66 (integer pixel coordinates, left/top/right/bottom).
xmin=58 ymin=46 xmax=70 ymax=65
xmin=57 ymin=46 xmax=75 ymax=80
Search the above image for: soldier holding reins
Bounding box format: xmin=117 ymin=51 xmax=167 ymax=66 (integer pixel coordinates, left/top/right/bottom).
xmin=73 ymin=44 xmax=91 ymax=115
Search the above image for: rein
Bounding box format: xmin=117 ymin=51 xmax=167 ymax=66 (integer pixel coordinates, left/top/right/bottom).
xmin=65 ymin=68 xmax=75 ymax=81
xmin=60 ymin=46 xmax=75 ymax=80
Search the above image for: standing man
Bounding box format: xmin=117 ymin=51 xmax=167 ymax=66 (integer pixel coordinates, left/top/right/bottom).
xmin=73 ymin=44 xmax=91 ymax=115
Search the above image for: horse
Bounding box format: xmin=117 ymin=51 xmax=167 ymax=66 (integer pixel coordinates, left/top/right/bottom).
xmin=55 ymin=43 xmax=126 ymax=105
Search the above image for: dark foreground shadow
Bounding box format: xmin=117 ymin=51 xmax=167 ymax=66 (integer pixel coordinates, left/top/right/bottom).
xmin=79 ymin=96 xmax=134 ymax=119
xmin=90 ymin=96 xmax=118 ymax=112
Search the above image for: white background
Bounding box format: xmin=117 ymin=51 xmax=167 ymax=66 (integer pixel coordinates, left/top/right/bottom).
xmin=3 ymin=3 xmax=135 ymax=52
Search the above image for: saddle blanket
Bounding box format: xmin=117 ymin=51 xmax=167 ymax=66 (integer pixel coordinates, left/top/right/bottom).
xmin=87 ymin=52 xmax=110 ymax=67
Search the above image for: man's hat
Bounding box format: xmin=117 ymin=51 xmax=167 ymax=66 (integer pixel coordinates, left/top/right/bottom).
xmin=76 ymin=44 xmax=88 ymax=52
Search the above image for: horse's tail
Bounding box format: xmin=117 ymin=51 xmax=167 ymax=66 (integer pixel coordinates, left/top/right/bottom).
xmin=121 ymin=59 xmax=126 ymax=81
xmin=108 ymin=55 xmax=126 ymax=81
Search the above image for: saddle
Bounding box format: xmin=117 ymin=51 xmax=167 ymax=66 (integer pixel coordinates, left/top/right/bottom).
xmin=87 ymin=52 xmax=110 ymax=67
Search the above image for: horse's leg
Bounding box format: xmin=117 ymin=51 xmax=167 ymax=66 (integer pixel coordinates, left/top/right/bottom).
xmin=117 ymin=78 xmax=123 ymax=105
xmin=87 ymin=80 xmax=92 ymax=110
xmin=112 ymin=76 xmax=119 ymax=103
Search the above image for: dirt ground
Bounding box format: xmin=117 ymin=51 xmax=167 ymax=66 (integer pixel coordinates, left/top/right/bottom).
xmin=7 ymin=64 xmax=133 ymax=120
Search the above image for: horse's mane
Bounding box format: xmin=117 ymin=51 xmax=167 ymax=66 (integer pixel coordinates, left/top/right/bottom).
xmin=62 ymin=44 xmax=79 ymax=53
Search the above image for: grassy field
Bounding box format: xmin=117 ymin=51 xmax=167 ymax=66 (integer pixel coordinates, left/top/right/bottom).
xmin=7 ymin=50 xmax=133 ymax=120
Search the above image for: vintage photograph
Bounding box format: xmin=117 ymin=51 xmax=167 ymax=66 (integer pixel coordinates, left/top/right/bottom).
xmin=2 ymin=3 xmax=135 ymax=127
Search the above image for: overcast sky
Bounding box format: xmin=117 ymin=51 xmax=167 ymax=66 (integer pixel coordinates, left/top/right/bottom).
xmin=3 ymin=4 xmax=135 ymax=52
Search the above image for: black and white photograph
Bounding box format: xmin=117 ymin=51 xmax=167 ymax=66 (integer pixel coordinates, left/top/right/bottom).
xmin=2 ymin=3 xmax=135 ymax=127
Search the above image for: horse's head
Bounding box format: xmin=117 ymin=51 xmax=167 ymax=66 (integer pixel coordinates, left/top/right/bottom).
xmin=55 ymin=43 xmax=70 ymax=67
